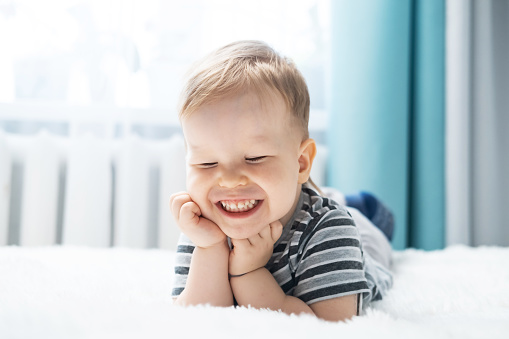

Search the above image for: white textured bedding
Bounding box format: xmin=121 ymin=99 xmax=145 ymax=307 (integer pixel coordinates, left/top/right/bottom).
xmin=1 ymin=245 xmax=508 ymax=338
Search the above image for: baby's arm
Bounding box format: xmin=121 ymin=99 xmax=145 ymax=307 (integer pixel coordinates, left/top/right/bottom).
xmin=230 ymin=267 xmax=314 ymax=315
xmin=229 ymin=222 xmax=358 ymax=321
xmin=230 ymin=268 xmax=358 ymax=321
xmin=170 ymin=192 xmax=233 ymax=307
xmin=228 ymin=222 xmax=314 ymax=315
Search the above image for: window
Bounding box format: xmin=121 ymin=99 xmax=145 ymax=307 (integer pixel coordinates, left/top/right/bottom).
xmin=0 ymin=0 xmax=330 ymax=137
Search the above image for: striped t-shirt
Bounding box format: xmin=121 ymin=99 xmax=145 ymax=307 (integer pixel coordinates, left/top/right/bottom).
xmin=172 ymin=183 xmax=392 ymax=308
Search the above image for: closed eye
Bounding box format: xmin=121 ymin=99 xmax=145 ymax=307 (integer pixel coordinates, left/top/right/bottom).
xmin=196 ymin=162 xmax=218 ymax=169
xmin=245 ymin=156 xmax=267 ymax=164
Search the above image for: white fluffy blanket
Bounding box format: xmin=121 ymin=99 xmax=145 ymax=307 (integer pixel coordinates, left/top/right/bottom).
xmin=1 ymin=245 xmax=508 ymax=338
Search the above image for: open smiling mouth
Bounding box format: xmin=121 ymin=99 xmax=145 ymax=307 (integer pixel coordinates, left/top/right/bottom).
xmin=219 ymin=199 xmax=260 ymax=213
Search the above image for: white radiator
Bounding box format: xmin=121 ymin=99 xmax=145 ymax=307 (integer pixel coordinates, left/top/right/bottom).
xmin=0 ymin=130 xmax=327 ymax=250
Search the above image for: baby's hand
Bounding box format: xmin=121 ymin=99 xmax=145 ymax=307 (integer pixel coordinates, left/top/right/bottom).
xmin=170 ymin=192 xmax=226 ymax=248
xmin=229 ymin=221 xmax=283 ymax=276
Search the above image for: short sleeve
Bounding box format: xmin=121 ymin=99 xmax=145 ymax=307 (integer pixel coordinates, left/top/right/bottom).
xmin=292 ymin=209 xmax=370 ymax=305
xmin=171 ymin=233 xmax=195 ymax=298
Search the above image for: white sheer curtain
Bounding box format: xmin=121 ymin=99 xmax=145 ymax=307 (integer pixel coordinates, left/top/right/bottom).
xmin=446 ymin=0 xmax=509 ymax=247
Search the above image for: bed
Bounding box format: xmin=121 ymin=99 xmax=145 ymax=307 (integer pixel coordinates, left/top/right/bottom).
xmin=1 ymin=245 xmax=508 ymax=338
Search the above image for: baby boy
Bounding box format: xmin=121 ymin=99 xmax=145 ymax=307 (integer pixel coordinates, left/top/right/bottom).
xmin=170 ymin=40 xmax=392 ymax=322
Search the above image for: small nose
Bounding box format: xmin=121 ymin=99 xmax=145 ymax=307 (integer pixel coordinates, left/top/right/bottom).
xmin=218 ymin=166 xmax=248 ymax=188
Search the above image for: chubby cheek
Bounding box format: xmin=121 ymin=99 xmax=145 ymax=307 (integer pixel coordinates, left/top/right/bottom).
xmin=259 ymin=161 xmax=300 ymax=207
xmin=186 ymin=169 xmax=212 ymax=210
xmin=254 ymin=157 xmax=298 ymax=182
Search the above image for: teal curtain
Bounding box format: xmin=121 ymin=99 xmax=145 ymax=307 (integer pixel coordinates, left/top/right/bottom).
xmin=327 ymin=0 xmax=445 ymax=250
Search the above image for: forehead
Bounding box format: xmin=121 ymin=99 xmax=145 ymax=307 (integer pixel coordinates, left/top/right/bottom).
xmin=182 ymin=90 xmax=295 ymax=146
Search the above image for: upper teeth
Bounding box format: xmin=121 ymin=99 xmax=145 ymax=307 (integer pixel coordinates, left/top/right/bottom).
xmin=221 ymin=199 xmax=257 ymax=212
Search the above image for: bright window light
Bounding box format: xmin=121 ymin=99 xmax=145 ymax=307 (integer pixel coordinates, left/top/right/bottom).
xmin=0 ymin=0 xmax=330 ymax=133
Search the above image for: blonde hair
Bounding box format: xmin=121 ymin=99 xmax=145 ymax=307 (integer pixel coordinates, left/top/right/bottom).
xmin=178 ymin=40 xmax=310 ymax=139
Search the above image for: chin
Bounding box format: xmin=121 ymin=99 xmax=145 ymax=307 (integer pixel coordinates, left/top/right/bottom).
xmin=224 ymin=231 xmax=255 ymax=240
xmin=221 ymin=226 xmax=260 ymax=240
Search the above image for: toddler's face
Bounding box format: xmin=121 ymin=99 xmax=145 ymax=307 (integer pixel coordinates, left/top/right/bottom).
xmin=182 ymin=91 xmax=305 ymax=240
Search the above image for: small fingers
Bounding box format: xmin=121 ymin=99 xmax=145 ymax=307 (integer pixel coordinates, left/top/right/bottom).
xmin=257 ymin=224 xmax=272 ymax=240
xmin=169 ymin=191 xmax=186 ymax=203
xmin=270 ymin=221 xmax=283 ymax=242
xmin=169 ymin=191 xmax=189 ymax=204
xmin=247 ymin=226 xmax=270 ymax=245
xmin=231 ymin=238 xmax=250 ymax=249
xmin=180 ymin=201 xmax=202 ymax=224
xmin=169 ymin=192 xmax=193 ymax=220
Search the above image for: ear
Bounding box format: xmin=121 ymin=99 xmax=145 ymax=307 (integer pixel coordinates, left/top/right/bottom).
xmin=298 ymin=139 xmax=317 ymax=184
